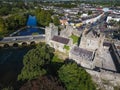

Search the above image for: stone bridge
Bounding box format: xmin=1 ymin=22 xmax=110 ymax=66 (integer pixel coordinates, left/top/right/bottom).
xmin=0 ymin=35 xmax=45 ymax=48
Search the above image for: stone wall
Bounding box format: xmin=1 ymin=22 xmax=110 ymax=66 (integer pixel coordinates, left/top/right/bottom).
xmin=86 ymin=69 xmax=120 ymax=90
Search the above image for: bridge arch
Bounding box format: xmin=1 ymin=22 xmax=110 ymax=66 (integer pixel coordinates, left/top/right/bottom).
xmin=13 ymin=43 xmax=19 ymax=47
xmin=4 ymin=44 xmax=10 ymax=48
xmin=30 ymin=41 xmax=36 ymax=46
xmin=22 ymin=42 xmax=27 ymax=47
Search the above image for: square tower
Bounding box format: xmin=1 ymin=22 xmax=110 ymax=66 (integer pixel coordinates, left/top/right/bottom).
xmin=45 ymin=23 xmax=58 ymax=44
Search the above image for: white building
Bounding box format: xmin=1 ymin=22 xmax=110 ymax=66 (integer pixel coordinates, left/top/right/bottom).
xmin=106 ymin=15 xmax=120 ymax=23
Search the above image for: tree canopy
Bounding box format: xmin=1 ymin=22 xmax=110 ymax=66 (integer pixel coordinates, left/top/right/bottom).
xmin=20 ymin=76 xmax=65 ymax=90
xmin=18 ymin=43 xmax=55 ymax=81
xmin=53 ymin=16 xmax=60 ymax=26
xmin=35 ymin=9 xmax=53 ymax=26
xmin=58 ymin=62 xmax=96 ymax=90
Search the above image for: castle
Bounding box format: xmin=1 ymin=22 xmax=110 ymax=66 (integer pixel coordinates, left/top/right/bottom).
xmin=45 ymin=23 xmax=118 ymax=73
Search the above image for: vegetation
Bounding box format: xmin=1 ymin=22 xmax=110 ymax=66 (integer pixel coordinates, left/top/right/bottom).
xmin=70 ymin=34 xmax=79 ymax=44
xmin=35 ymin=9 xmax=60 ymax=27
xmin=20 ymin=76 xmax=65 ymax=90
xmin=0 ymin=43 xmax=96 ymax=89
xmin=53 ymin=3 xmax=77 ymax=8
xmin=53 ymin=16 xmax=60 ymax=26
xmin=0 ymin=1 xmax=99 ymax=89
xmin=18 ymin=44 xmax=54 ymax=80
xmin=0 ymin=14 xmax=27 ymax=37
xmin=35 ymin=9 xmax=53 ymax=26
xmin=0 ymin=2 xmax=28 ymax=16
xmin=88 ymin=11 xmax=92 ymax=15
xmin=0 ymin=2 xmax=61 ymax=37
xmin=5 ymin=14 xmax=27 ymax=30
xmin=64 ymin=45 xmax=70 ymax=51
xmin=32 ymin=32 xmax=39 ymax=35
xmin=0 ymin=18 xmax=7 ymax=36
xmin=58 ymin=62 xmax=96 ymax=90
xmin=52 ymin=55 xmax=64 ymax=63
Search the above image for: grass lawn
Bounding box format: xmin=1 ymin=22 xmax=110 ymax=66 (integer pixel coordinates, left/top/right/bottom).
xmin=52 ymin=55 xmax=64 ymax=63
xmin=64 ymin=45 xmax=70 ymax=50
xmin=70 ymin=35 xmax=79 ymax=44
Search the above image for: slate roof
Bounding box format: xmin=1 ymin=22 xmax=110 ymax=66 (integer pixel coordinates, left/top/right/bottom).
xmin=71 ymin=46 xmax=93 ymax=61
xmin=52 ymin=36 xmax=69 ymax=44
xmin=103 ymin=42 xmax=111 ymax=47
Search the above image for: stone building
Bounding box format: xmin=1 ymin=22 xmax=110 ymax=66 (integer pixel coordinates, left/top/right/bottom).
xmin=60 ymin=25 xmax=73 ymax=38
xmin=79 ymin=29 xmax=104 ymax=51
xmin=45 ymin=23 xmax=72 ymax=53
xmin=69 ymin=46 xmax=95 ymax=69
xmin=69 ymin=30 xmax=118 ymax=72
xmin=50 ymin=36 xmax=72 ymax=52
xmin=45 ymin=23 xmax=58 ymax=45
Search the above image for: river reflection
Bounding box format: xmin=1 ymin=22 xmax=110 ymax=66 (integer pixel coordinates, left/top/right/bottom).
xmin=0 ymin=46 xmax=35 ymax=88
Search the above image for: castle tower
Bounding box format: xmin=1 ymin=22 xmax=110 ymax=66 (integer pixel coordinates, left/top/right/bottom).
xmin=45 ymin=23 xmax=58 ymax=44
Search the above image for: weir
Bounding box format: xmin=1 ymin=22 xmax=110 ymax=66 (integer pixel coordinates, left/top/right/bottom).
xmin=27 ymin=15 xmax=37 ymax=27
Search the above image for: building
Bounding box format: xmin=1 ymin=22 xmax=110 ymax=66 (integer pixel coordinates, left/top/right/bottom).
xmin=50 ymin=35 xmax=72 ymax=52
xmin=69 ymin=46 xmax=95 ymax=69
xmin=45 ymin=23 xmax=72 ymax=53
xmin=79 ymin=29 xmax=104 ymax=51
xmin=106 ymin=14 xmax=120 ymax=23
xmin=60 ymin=25 xmax=73 ymax=38
xmin=45 ymin=23 xmax=58 ymax=45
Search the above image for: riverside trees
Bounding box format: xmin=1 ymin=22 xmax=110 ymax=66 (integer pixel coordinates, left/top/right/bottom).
xmin=0 ymin=14 xmax=27 ymax=37
xmin=35 ymin=9 xmax=60 ymax=27
xmin=18 ymin=44 xmax=54 ymax=80
xmin=0 ymin=18 xmax=6 ymax=35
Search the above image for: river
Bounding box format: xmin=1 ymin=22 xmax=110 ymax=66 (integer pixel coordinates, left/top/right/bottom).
xmin=0 ymin=46 xmax=35 ymax=88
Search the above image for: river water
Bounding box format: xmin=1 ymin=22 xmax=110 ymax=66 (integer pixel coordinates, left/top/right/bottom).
xmin=0 ymin=46 xmax=35 ymax=88
xmin=13 ymin=15 xmax=45 ymax=36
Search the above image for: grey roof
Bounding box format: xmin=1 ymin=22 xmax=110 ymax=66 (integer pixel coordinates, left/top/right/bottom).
xmin=103 ymin=42 xmax=111 ymax=47
xmin=52 ymin=36 xmax=69 ymax=44
xmin=71 ymin=46 xmax=93 ymax=61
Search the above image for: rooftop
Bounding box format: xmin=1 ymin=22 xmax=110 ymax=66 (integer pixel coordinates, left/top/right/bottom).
xmin=71 ymin=46 xmax=93 ymax=61
xmin=103 ymin=42 xmax=111 ymax=47
xmin=52 ymin=35 xmax=69 ymax=44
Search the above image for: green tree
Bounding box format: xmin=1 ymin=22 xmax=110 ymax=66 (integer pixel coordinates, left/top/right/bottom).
xmin=58 ymin=62 xmax=96 ymax=90
xmin=0 ymin=17 xmax=7 ymax=37
xmin=0 ymin=18 xmax=4 ymax=33
xmin=5 ymin=14 xmax=27 ymax=31
xmin=18 ymin=44 xmax=54 ymax=81
xmin=35 ymin=9 xmax=52 ymax=26
xmin=0 ymin=6 xmax=11 ymax=16
xmin=46 ymin=13 xmax=52 ymax=26
xmin=88 ymin=11 xmax=92 ymax=15
xmin=53 ymin=16 xmax=60 ymax=26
